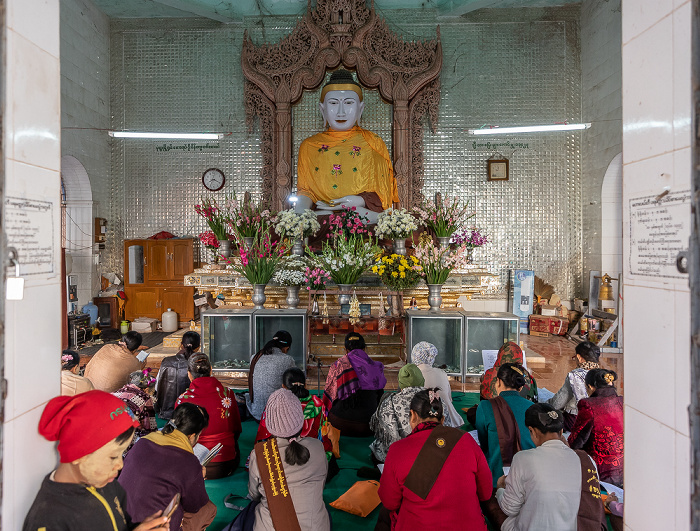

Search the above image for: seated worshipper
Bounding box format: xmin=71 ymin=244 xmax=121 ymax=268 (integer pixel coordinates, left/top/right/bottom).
xmin=369 ymin=363 xmax=426 ymax=463
xmin=84 ymin=331 xmax=144 ymax=393
xmin=377 ymin=389 xmax=492 ymax=531
xmin=155 ymin=330 xmax=201 ymax=420
xmin=495 ymin=403 xmax=606 ymax=531
xmin=176 ymin=353 xmax=242 ymax=479
xmin=295 ymin=69 xmax=398 ymax=224
xmin=547 ymin=340 xmax=601 ymax=431
xmin=119 ymin=403 xmax=216 ymax=531
xmin=246 ymin=330 xmax=296 ymax=421
xmin=410 ymin=341 xmax=463 ymax=428
xmin=113 ymin=370 xmax=158 ymax=456
xmin=569 ymin=368 xmax=624 ymax=487
xmin=323 ymin=332 xmax=387 ymax=437
xmin=23 ymin=390 xmax=170 ymax=531
xmin=233 ymin=388 xmax=330 ymax=531
xmin=60 ymin=349 xmax=94 ymax=396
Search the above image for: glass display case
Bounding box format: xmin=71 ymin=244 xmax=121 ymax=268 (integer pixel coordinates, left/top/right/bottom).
xmin=406 ymin=309 xmax=464 ymax=378
xmin=253 ymin=309 xmax=308 ymax=372
xmin=463 ymin=312 xmax=519 ymax=375
xmin=202 ymin=308 xmax=255 ymax=371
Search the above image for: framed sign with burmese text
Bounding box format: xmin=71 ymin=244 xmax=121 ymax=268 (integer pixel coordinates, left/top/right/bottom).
xmin=487 ymin=159 xmax=509 ymax=181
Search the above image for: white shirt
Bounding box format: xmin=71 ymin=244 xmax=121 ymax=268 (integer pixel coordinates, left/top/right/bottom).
xmin=496 ymin=439 xmax=589 ymax=531
xmin=416 ymin=363 xmax=463 ymax=428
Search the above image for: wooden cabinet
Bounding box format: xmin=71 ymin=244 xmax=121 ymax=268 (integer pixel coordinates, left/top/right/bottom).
xmin=124 ymin=239 xmax=195 ymax=322
xmin=93 ymin=296 xmax=119 ymax=329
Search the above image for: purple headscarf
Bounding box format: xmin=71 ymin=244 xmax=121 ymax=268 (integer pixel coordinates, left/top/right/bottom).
xmin=347 ymin=349 xmax=387 ymax=391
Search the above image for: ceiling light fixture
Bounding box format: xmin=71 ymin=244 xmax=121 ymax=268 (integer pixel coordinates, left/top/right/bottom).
xmin=467 ymin=123 xmax=591 ymax=135
xmin=108 ymin=131 xmax=223 ymax=140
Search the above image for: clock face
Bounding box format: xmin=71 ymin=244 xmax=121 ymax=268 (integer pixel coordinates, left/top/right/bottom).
xmin=202 ymin=168 xmax=225 ymax=191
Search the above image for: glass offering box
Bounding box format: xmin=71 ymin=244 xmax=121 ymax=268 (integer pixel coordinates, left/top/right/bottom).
xmin=253 ymin=309 xmax=308 ymax=372
xmin=463 ymin=312 xmax=519 ymax=376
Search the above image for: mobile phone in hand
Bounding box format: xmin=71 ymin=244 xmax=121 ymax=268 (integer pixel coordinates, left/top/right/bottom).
xmin=163 ymin=492 xmax=181 ymax=519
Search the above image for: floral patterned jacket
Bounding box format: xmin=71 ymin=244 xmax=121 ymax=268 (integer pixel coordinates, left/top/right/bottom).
xmin=177 ymin=376 xmax=242 ymax=463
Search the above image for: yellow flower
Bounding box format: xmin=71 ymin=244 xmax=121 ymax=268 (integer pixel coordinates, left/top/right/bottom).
xmin=379 ymin=267 xmax=386 ymax=275
xmin=400 ymin=259 xmax=408 ymax=266
xmin=391 ymin=271 xmax=399 ymax=278
xmin=400 ymin=272 xmax=406 ymax=278
xmin=386 ymin=258 xmax=394 ymax=264
xmin=411 ymin=256 xmax=419 ymax=264
xmin=371 ymin=266 xmax=378 ymax=273
xmin=399 ymin=265 xmax=406 ymax=272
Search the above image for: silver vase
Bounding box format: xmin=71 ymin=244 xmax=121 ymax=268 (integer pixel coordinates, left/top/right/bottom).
xmin=243 ymin=236 xmax=254 ymax=249
xmin=337 ymin=284 xmax=353 ymax=305
xmin=252 ymin=284 xmax=267 ymax=309
xmin=393 ymin=238 xmax=407 ymax=255
xmin=311 ymin=295 xmax=320 ymax=316
xmin=218 ymin=239 xmax=231 ymax=258
xmin=427 ymin=284 xmax=443 ymax=310
xmin=286 ymin=286 xmax=301 ymax=309
xmin=466 ymin=247 xmax=474 ymax=264
xmin=437 ymin=236 xmax=451 ymax=250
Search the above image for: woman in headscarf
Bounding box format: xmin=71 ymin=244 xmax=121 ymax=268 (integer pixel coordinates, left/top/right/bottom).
xmin=369 ymin=363 xmax=426 ymax=463
xmin=113 ymin=370 xmax=158 ymax=457
xmin=480 ymin=342 xmax=537 ymax=401
xmin=322 ymin=333 xmax=386 ymax=437
xmin=410 ymin=341 xmax=463 ymax=428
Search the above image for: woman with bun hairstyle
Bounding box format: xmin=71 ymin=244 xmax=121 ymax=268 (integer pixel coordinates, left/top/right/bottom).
xmin=156 ymin=331 xmax=201 ymax=419
xmin=238 ymin=388 xmax=330 ymax=531
xmin=119 ymin=402 xmax=216 ymax=531
xmin=60 ymin=349 xmax=95 ymax=396
xmin=23 ymin=390 xmax=169 ymax=531
xmin=322 ymin=332 xmax=387 ymax=437
xmin=569 ymin=368 xmax=624 ymax=487
xmin=377 ymin=388 xmax=492 ymax=531
xmin=177 ymin=353 xmax=242 ymax=479
xmin=246 ymin=330 xmax=296 ymax=421
xmin=496 ymin=403 xmax=606 ymax=531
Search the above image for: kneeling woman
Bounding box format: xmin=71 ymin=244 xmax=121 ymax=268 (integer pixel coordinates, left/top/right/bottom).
xmin=323 ymin=333 xmax=387 ymax=437
xmin=496 ymin=403 xmax=606 ymax=531
xmin=240 ymin=388 xmax=330 ymax=531
xmin=119 ymin=403 xmax=216 ymax=531
xmin=378 ymin=389 xmax=493 ymax=530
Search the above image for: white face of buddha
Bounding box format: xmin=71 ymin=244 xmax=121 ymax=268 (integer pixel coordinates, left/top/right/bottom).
xmin=320 ymin=90 xmax=364 ymax=131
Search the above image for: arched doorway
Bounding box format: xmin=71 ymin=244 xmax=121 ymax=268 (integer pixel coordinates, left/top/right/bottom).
xmin=601 ymin=153 xmax=622 ymax=274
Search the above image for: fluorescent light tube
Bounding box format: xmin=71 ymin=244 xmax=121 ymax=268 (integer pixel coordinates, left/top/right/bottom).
xmin=468 ymin=123 xmax=591 ymax=135
xmin=108 ymin=131 xmax=222 ymax=140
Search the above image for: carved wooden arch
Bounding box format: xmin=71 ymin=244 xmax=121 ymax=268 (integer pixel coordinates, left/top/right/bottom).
xmin=242 ymin=0 xmax=442 ymax=210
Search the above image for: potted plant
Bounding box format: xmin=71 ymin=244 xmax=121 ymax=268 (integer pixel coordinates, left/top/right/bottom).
xmin=413 ymin=233 xmax=471 ymax=310
xmin=374 ymin=209 xmax=419 ymax=255
xmin=412 ymin=196 xmax=474 ymax=247
xmin=274 ymin=209 xmax=321 ymax=255
xmin=272 ymin=256 xmax=312 ymax=309
xmin=450 ymin=227 xmax=488 ymax=262
xmin=371 ymin=253 xmax=422 ymax=316
xmin=195 ymin=197 xmax=232 ymax=256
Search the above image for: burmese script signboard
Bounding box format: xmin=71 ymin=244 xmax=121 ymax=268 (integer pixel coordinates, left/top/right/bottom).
xmin=5 ymin=196 xmax=55 ymax=275
xmin=629 ymin=190 xmax=690 ymax=279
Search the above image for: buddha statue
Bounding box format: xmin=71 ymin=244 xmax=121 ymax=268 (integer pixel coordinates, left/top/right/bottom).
xmin=295 ymin=70 xmax=398 ymax=223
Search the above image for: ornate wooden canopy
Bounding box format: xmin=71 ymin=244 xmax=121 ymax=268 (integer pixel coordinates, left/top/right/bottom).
xmin=241 ymin=0 xmax=442 ymax=210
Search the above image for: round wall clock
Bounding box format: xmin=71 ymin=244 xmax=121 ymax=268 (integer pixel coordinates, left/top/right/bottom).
xmin=202 ymin=168 xmax=225 ymax=191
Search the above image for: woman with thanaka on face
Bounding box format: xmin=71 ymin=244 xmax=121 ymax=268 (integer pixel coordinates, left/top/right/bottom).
xmin=495 ymin=403 xmax=606 ymax=531
xmin=23 ymin=390 xmax=170 ymax=531
xmin=568 ymin=368 xmax=624 ymax=487
xmin=119 ymin=403 xmax=216 ymax=531
xmin=176 ymin=353 xmax=242 ymax=479
xmin=295 ymin=69 xmax=399 ymax=224
xmin=377 ymin=388 xmax=492 ymax=531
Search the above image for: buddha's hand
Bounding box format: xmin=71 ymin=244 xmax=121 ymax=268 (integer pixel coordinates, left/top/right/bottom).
xmin=316 ymin=195 xmax=366 ymax=210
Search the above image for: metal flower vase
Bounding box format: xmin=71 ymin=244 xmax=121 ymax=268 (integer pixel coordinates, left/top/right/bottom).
xmin=337 ymin=284 xmax=353 ymax=305
xmin=252 ymin=284 xmax=267 ymax=309
xmin=286 ymin=286 xmax=301 ymax=309
xmin=291 ymin=237 xmax=308 ymax=256
xmin=427 ymin=284 xmax=443 ymax=310
xmin=218 ymin=239 xmax=231 ymax=258
xmin=437 ymin=236 xmax=451 ymax=250
xmin=243 ymin=236 xmax=254 ymax=249
xmin=392 ymin=238 xmax=407 ymax=255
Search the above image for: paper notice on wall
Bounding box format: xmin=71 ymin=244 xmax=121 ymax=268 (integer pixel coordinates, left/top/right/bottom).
xmin=482 ymin=350 xmax=499 ymax=371
xmin=629 ymin=190 xmax=690 ymax=278
xmin=5 ymin=197 xmax=54 ymax=275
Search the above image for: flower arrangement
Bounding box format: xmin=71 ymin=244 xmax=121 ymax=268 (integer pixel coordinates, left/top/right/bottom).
xmin=413 ymin=233 xmax=472 ymax=284
xmin=232 ymin=229 xmax=287 ymax=285
xmin=199 ymin=231 xmax=221 ymax=263
xmin=451 ymin=227 xmax=488 ymax=248
xmin=195 ymin=197 xmax=231 ymax=240
xmin=274 ymin=209 xmax=321 ymax=240
xmin=304 ymin=266 xmax=331 ymax=291
xmin=375 ymin=209 xmax=419 ymax=239
xmin=228 ymin=196 xmax=274 ymax=239
xmin=372 ymin=254 xmax=423 ymax=290
xmin=324 ymin=206 xmax=371 ymax=239
xmin=413 ymin=196 xmax=474 ymax=237
xmin=312 ymin=234 xmax=380 ymax=285
xmin=272 ymin=256 xmax=312 ymax=287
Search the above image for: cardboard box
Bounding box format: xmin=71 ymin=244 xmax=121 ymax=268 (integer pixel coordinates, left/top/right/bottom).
xmin=529 ymin=314 xmax=569 ymax=336
xmin=540 ymin=304 xmax=557 ymax=316
xmin=132 ymin=317 xmax=158 ymax=333
xmin=529 ymin=330 xmax=550 ymax=337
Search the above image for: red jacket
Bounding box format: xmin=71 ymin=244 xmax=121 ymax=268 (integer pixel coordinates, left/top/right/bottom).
xmin=177 ymin=376 xmax=241 ymax=462
xmin=378 ymin=423 xmax=492 ymax=530
xmin=568 ymin=386 xmax=624 ymax=486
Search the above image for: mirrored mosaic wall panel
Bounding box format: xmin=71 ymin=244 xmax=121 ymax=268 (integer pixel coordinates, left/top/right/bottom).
xmin=109 ymin=8 xmax=582 ymax=299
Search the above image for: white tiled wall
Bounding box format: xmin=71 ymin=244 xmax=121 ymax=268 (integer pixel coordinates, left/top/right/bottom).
xmin=621 ymin=1 xmax=691 ymax=529
xmin=3 ymin=0 xmax=62 ymax=529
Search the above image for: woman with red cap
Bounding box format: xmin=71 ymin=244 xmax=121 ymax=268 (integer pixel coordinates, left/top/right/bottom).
xmin=23 ymin=390 xmax=170 ymax=531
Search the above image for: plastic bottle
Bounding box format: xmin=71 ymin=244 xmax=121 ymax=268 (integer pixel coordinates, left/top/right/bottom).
xmin=161 ymin=308 xmax=178 ymax=333
xmin=120 ymin=320 xmax=130 ymax=334
xmin=82 ymin=302 xmax=98 ymax=325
